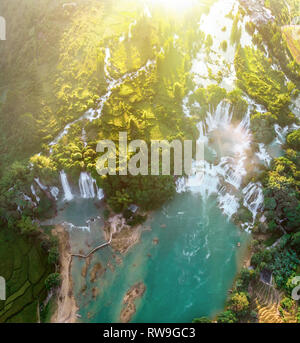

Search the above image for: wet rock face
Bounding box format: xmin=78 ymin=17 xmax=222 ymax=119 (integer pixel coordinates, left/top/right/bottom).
xmin=239 ymin=0 xmax=275 ymax=25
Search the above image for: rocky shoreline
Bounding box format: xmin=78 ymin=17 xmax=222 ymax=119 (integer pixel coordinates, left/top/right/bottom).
xmin=120 ymin=282 xmax=146 ymax=323
xmin=51 ymin=225 xmax=79 ymax=323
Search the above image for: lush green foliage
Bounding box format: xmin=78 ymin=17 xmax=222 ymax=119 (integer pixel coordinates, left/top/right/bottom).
xmin=0 ymin=228 xmax=53 ymax=322
xmin=45 ymin=273 xmax=61 ymax=291
xmin=217 ymin=310 xmax=237 ymax=323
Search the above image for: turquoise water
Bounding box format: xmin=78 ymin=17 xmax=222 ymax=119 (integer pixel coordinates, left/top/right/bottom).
xmin=73 ymin=192 xmax=248 ymax=323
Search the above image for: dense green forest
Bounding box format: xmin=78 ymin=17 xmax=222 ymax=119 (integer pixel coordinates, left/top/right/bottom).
xmin=196 ymin=0 xmax=300 ymax=323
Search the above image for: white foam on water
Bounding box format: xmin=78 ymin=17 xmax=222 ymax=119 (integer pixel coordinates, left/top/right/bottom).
xmin=62 ymin=221 xmax=90 ymax=232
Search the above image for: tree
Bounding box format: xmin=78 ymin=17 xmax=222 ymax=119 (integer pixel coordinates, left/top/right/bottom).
xmin=250 ymin=112 xmax=277 ymax=144
xmin=217 ymin=310 xmax=237 ymax=323
xmin=291 ymin=232 xmax=300 ymax=254
xmin=17 ymin=216 xmax=39 ymax=236
xmin=45 ymin=273 xmax=61 ymax=290
xmin=48 ymin=246 xmax=59 ymax=265
xmin=287 ymin=129 xmax=300 ymax=151
xmin=108 ymin=189 xmax=132 ymax=213
xmin=228 ymin=292 xmax=249 ymax=315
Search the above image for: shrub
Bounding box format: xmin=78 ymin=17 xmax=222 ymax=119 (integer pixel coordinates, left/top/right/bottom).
xmin=280 ymin=297 xmax=294 ymax=311
xmin=217 ymin=310 xmax=237 ymax=323
xmin=192 ymin=317 xmax=212 ymax=323
xmin=45 ymin=273 xmax=61 ymax=290
xmin=228 ymin=292 xmax=249 ymax=316
xmin=287 ymin=129 xmax=300 ymax=150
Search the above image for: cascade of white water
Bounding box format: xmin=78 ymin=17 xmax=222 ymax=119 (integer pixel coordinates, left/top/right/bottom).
xmin=104 ymin=47 xmax=112 ymax=79
xmin=274 ymin=124 xmax=289 ymax=145
xmin=81 ymin=128 xmax=87 ymax=147
xmin=79 ymin=172 xmax=96 ymax=198
xmin=60 ymin=171 xmax=74 ymax=201
xmin=97 ymin=188 xmax=104 ymax=200
xmin=48 ymin=59 xmax=155 ymax=152
xmin=34 ymin=178 xmax=47 ymax=191
xmin=176 ymin=177 xmax=187 ymax=193
xmin=78 ymin=172 xmax=104 ymax=200
xmin=217 ymin=188 xmax=240 ymax=219
xmin=183 ymin=102 xmax=254 ymax=220
xmin=128 ymin=20 xmax=137 ymax=39
xmin=187 ymin=160 xmax=219 ymax=199
xmin=242 ymin=182 xmax=264 ymax=221
xmin=256 ymin=143 xmax=272 ymax=167
xmin=50 ymin=186 xmax=59 ymax=200
xmin=31 ymin=185 xmax=40 ymax=203
xmin=206 ymin=101 xmax=232 ymax=133
xmin=23 ymin=193 xmax=34 ymax=203
xmin=218 ymin=156 xmax=247 ymax=190
xmin=197 ymin=121 xmax=208 ymax=144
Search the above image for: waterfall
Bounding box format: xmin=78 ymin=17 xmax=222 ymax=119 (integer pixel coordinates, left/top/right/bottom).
xmin=50 ymin=186 xmax=59 ymax=200
xmin=79 ymin=172 xmax=104 ymax=200
xmin=128 ymin=20 xmax=137 ymax=39
xmin=242 ymin=182 xmax=264 ymax=221
xmin=31 ymin=185 xmax=40 ymax=203
xmin=256 ymin=143 xmax=272 ymax=167
xmin=60 ymin=171 xmax=74 ymax=201
xmin=187 ymin=160 xmax=220 ymax=198
xmin=184 ymin=104 xmax=254 ymax=220
xmin=206 ymin=101 xmax=233 ymax=133
xmin=104 ymin=47 xmax=112 ymax=79
xmin=34 ymin=178 xmax=47 ymax=191
xmin=79 ymin=172 xmax=96 ymax=198
xmin=48 ymin=58 xmax=155 ymax=152
xmin=176 ymin=177 xmax=187 ymax=193
xmin=274 ymin=124 xmax=289 ymax=145
xmin=23 ymin=193 xmax=34 ymax=202
xmin=22 ymin=193 xmax=36 ymax=207
xmin=34 ymin=177 xmax=60 ymax=201
xmin=81 ymin=128 xmax=87 ymax=147
xmin=217 ymin=188 xmax=240 ymax=219
xmin=97 ymin=188 xmax=104 ymax=200
xmin=197 ymin=121 xmax=208 ymax=144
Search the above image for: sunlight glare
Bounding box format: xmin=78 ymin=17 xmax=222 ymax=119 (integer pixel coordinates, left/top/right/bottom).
xmin=148 ymin=0 xmax=197 ymax=12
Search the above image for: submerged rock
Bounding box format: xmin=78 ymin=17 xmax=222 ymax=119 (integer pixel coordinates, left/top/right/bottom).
xmin=120 ymin=282 xmax=146 ymax=323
